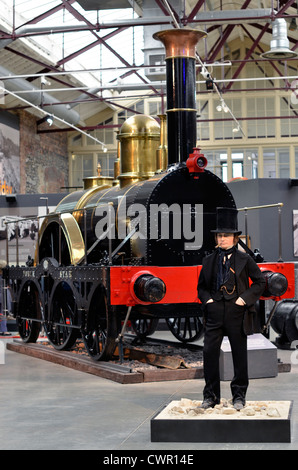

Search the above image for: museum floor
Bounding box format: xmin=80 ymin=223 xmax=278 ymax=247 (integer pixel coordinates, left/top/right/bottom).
xmin=0 ymin=330 xmax=297 ymax=451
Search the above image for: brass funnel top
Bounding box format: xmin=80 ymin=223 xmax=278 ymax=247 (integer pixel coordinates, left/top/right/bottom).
xmin=153 ymin=28 xmax=207 ymax=59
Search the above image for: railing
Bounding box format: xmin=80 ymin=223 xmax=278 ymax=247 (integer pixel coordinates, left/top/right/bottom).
xmin=238 ymin=203 xmax=283 ymax=262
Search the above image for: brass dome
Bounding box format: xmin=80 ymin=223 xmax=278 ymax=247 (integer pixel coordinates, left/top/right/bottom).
xmin=117 ymin=114 xmax=161 ymax=187
xmin=119 ymin=114 xmax=160 ymax=138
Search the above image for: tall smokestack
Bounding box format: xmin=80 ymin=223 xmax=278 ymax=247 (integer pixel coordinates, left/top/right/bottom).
xmin=153 ymin=28 xmax=207 ymax=166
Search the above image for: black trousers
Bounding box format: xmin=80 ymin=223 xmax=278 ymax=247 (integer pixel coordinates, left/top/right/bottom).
xmin=203 ymin=299 xmax=248 ymax=403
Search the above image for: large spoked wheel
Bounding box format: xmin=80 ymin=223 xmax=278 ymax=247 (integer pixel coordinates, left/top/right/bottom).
xmin=45 ymin=281 xmax=79 ymax=350
xmin=166 ymin=316 xmax=204 ymax=343
xmin=17 ymin=281 xmax=41 ymax=343
xmin=131 ymin=318 xmax=159 ymax=339
xmin=82 ymin=285 xmax=117 ymax=361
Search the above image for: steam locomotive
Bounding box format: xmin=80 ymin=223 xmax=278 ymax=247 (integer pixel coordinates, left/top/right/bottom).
xmin=3 ymin=29 xmax=296 ymax=361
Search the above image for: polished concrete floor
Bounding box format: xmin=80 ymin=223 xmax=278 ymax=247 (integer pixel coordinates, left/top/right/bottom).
xmin=0 ymin=332 xmax=297 ymax=451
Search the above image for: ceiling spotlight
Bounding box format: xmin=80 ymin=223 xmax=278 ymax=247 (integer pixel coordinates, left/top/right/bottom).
xmin=222 ymin=103 xmax=229 ymax=113
xmin=201 ymin=67 xmax=210 ymax=79
xmin=46 ymin=114 xmax=53 ymax=126
xmin=216 ymin=104 xmax=222 ymax=112
xmin=233 ymin=125 xmax=240 ymax=133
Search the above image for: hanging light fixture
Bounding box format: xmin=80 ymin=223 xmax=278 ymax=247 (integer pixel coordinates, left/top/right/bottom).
xmin=261 ymin=18 xmax=298 ymax=59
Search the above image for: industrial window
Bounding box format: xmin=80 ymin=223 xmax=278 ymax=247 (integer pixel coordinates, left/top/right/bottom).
xmin=71 ymin=134 xmax=82 ymax=146
xmin=263 ymin=147 xmax=290 ymax=178
xmin=221 ymin=152 xmax=244 ymax=182
xmin=71 ymin=154 xmax=93 ymax=188
xmin=280 ymin=97 xmax=298 ymax=137
xmin=247 ymin=97 xmax=275 ymax=138
xmin=244 ymin=58 xmax=276 ymax=90
xmin=149 ymin=53 xmax=165 ymax=71
xmin=233 ymin=149 xmax=258 ymax=180
xmin=87 ymin=118 xmax=114 ymax=146
xmin=97 ymin=153 xmax=117 ymax=178
xmin=197 ymin=99 xmax=209 ymax=141
xmin=203 ymin=149 xmax=224 ymax=179
xmin=278 ymin=148 xmax=290 ymax=178
xmin=118 ymin=100 xmax=145 ymax=126
xmin=149 ymin=100 xmax=161 ymax=116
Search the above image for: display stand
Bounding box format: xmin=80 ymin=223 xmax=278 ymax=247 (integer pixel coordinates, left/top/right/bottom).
xmin=220 ymin=333 xmax=278 ymax=380
xmin=151 ymin=400 xmax=292 ymax=443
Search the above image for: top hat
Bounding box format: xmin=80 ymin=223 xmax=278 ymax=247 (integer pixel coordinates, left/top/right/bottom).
xmin=211 ymin=207 xmax=242 ymax=235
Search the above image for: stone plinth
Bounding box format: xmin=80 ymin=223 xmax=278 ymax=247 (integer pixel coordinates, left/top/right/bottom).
xmin=151 ymin=398 xmax=292 ymax=443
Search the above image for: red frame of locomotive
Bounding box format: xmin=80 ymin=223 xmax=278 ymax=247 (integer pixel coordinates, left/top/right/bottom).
xmin=109 ymin=262 xmax=295 ymax=306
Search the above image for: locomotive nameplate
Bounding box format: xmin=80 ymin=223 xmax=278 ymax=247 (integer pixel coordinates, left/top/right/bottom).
xmin=22 ymin=269 xmax=36 ymax=278
xmin=58 ymin=270 xmax=73 ymax=280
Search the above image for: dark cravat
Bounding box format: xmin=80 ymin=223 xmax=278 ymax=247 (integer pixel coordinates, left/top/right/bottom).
xmin=217 ymin=246 xmax=235 ymax=290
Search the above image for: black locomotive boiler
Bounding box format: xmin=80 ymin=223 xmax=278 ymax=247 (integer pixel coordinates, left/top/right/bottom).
xmin=4 ymin=29 xmax=295 ymax=361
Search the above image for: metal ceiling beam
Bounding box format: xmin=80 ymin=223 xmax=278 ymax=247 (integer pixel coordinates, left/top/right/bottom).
xmin=187 ymin=0 xmax=206 ymax=23
xmin=55 ymin=27 xmax=128 ymax=67
xmin=0 ymin=0 xmax=160 ymax=116
xmin=187 ymin=8 xmax=274 ymax=24
xmin=154 ymin=0 xmax=174 ymax=18
xmin=1 ymin=0 xmax=297 ymax=132
xmin=240 ymin=24 xmax=291 ymax=86
xmin=60 ymin=0 xmax=160 ymax=95
xmin=206 ymin=0 xmax=253 ymax=61
xmin=224 ymin=25 xmax=269 ymax=91
xmin=0 ymin=62 xmax=80 ymax=124
xmin=223 ymin=0 xmax=297 ymax=91
xmin=15 ymin=0 xmax=76 ymax=28
xmin=0 ymin=19 xmax=174 ymax=41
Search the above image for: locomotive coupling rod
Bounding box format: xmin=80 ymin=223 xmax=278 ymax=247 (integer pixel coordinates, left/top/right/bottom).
xmin=116 ymin=305 xmax=132 ymax=363
xmin=262 ymin=300 xmax=279 ymax=334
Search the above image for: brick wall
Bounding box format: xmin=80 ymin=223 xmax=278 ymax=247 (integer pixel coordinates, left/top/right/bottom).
xmin=19 ymin=110 xmax=68 ymax=194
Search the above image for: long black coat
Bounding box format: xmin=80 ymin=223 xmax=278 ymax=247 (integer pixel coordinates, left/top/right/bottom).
xmin=197 ymin=249 xmax=266 ymax=333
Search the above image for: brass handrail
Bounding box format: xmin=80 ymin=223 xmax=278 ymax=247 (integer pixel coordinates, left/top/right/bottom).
xmin=238 ymin=203 xmax=283 ymax=262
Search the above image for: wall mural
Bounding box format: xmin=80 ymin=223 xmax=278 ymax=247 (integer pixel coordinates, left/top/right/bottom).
xmin=0 ymin=110 xmax=20 ymax=195
xmin=0 ymin=205 xmax=56 ymax=266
